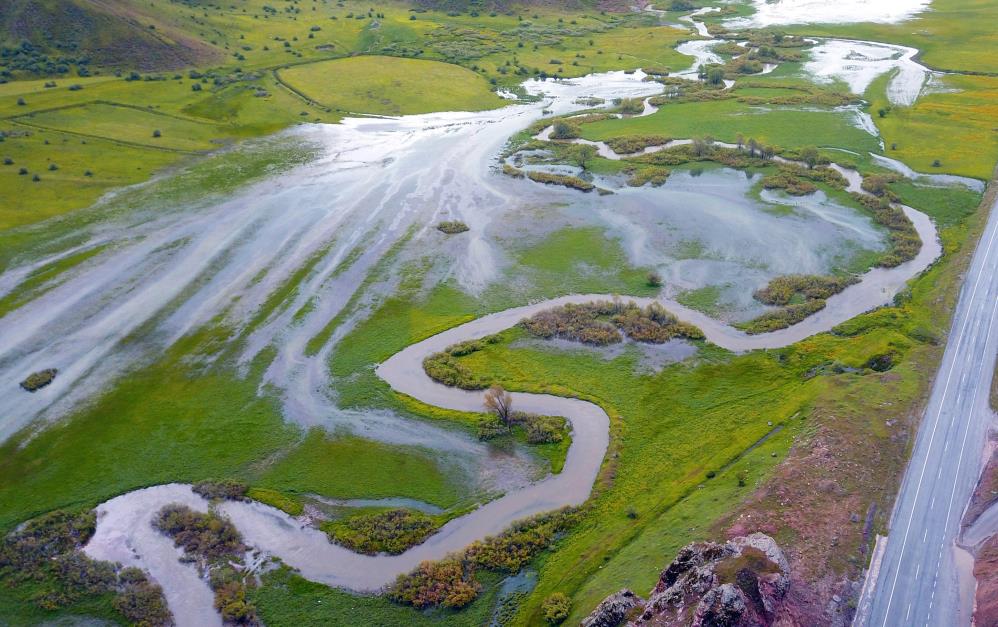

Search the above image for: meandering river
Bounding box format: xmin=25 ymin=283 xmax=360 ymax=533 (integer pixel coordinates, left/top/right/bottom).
xmin=0 ymin=6 xmax=980 ymax=624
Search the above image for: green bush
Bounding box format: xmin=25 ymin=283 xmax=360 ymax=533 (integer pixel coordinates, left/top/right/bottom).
xmin=437 ymin=220 xmax=470 ymax=234
xmin=753 ymin=275 xmax=858 ymax=306
xmin=20 ymin=368 xmax=57 ymax=391
xmin=542 ymin=592 xmax=571 ymax=624
xmin=549 ymin=121 xmax=581 ymax=140
xmin=519 ymin=300 xmax=703 ymax=346
xmin=389 ymin=559 xmax=480 ymax=609
xmin=327 ymin=509 xmax=440 ymax=555
xmin=526 ymin=170 xmax=594 ymax=192
xmin=153 ymin=504 xmax=244 ymax=560
xmin=193 ymin=479 xmax=248 ymax=501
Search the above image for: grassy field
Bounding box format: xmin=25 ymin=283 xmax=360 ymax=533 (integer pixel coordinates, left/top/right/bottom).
xmin=866 ymin=73 xmax=998 ymax=180
xmin=789 ymin=0 xmax=998 ymax=73
xmin=279 ymin=56 xmax=504 ymax=115
xmin=580 ymin=98 xmax=882 ymax=154
xmin=18 ymin=103 xmax=231 ymax=151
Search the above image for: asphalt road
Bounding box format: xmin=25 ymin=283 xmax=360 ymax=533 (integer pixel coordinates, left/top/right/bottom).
xmin=859 ymin=188 xmax=998 ymax=626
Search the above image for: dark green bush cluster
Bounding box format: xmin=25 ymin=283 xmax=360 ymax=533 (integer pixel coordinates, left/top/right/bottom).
xmin=627 ymin=166 xmax=671 ymax=187
xmin=614 ymin=98 xmax=645 ymax=115
xmin=743 ymin=273 xmax=858 ymax=334
xmin=519 ymin=300 xmax=703 ymax=346
xmin=20 ymin=368 xmax=57 ymax=391
xmin=327 ymin=509 xmax=440 ymax=555
xmin=437 ymin=220 xmax=470 ymax=234
xmin=542 ymin=592 xmax=572 ymax=624
xmin=851 ymin=192 xmax=921 ymax=267
xmin=388 ymin=558 xmax=480 ymax=608
xmin=465 ymin=508 xmax=579 ymax=572
xmin=479 ymin=411 xmax=567 ymax=443
xmin=739 ymin=299 xmax=826 ymax=334
xmin=548 ymin=121 xmax=581 ymax=140
xmin=389 ymin=509 xmax=578 ymax=610
xmin=153 ymin=505 xmax=244 ymax=560
xmin=605 ymin=135 xmax=671 ymax=155
xmin=761 ymin=164 xmax=846 ymax=196
xmin=193 ymin=479 xmax=248 ymax=501
xmin=514 ymin=412 xmax=566 ymax=444
xmin=423 ymin=352 xmax=489 ymax=389
xmin=521 ymin=302 xmax=622 ymax=345
xmin=753 ymin=274 xmax=858 ymax=306
xmin=113 ymin=567 xmax=172 ymax=626
xmin=423 ymin=334 xmax=501 ymax=389
xmin=1 ymin=509 xmax=171 ymax=624
xmin=526 ymin=170 xmax=595 ymax=192
xmin=861 ymin=173 xmax=903 ymax=198
xmin=613 ymin=303 xmax=705 ymax=343
xmin=154 ymin=505 xmax=258 ymax=623
xmin=211 ymin=566 xmax=259 ymax=624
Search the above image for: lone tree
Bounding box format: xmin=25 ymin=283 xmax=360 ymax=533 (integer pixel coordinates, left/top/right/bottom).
xmin=706 ymin=66 xmax=725 ymax=86
xmin=484 ymin=385 xmax=513 ymax=428
xmin=568 ymin=144 xmax=597 ymax=170
xmin=799 ymin=146 xmax=819 ymax=169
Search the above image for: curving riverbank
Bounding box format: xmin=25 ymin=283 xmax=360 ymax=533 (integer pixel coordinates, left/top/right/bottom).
xmin=69 ymin=10 xmax=968 ymax=626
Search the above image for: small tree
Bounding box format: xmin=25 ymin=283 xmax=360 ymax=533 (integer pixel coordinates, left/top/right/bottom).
xmin=568 ymin=144 xmax=597 ymax=170
xmin=484 ymin=385 xmax=513 ymax=427
xmin=152 ymin=129 xmax=162 ymax=138
xmin=646 ymin=271 xmax=663 ymax=288
xmin=736 ymin=133 xmax=745 ymax=151
xmin=799 ymin=146 xmax=819 ymax=169
xmin=549 ymin=121 xmax=580 ymax=140
xmin=706 ymin=66 xmax=725 ymax=86
xmin=747 ymin=138 xmax=759 ymax=158
xmin=16 ymin=97 xmax=25 ymax=106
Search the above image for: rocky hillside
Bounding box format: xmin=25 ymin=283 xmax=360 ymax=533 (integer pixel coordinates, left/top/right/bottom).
xmin=581 ymin=533 xmax=792 ymax=627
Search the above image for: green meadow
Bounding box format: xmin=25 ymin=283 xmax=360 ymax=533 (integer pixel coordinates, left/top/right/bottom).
xmin=279 ymin=56 xmax=504 ymax=115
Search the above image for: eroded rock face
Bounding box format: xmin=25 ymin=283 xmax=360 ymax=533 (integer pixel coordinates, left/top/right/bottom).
xmin=581 ymin=589 xmax=643 ymax=627
xmin=582 ymin=533 xmax=791 ymax=627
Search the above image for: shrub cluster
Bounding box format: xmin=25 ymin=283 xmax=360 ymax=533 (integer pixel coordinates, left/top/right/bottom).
xmin=0 ymin=509 xmax=171 ymax=624
xmin=423 ymin=334 xmax=501 ymax=390
xmin=20 ymin=368 xmax=57 ymax=391
xmin=479 ymin=411 xmax=567 ymax=443
xmin=753 ymin=274 xmax=858 ymax=306
xmin=605 ymin=135 xmax=671 ymax=155
xmin=519 ymin=300 xmax=703 ymax=346
xmin=328 ymin=509 xmax=440 ymax=555
xmin=549 ymin=121 xmax=581 ymax=140
xmin=193 ymin=479 xmax=248 ymax=501
xmin=627 ymin=165 xmax=672 ymax=187
xmin=437 ymin=220 xmax=470 ymax=234
xmin=389 ymin=509 xmax=578 ymax=609
xmin=761 ymin=164 xmax=846 ymax=196
xmin=614 ymin=98 xmax=645 ymax=115
xmin=740 ymin=299 xmax=827 ymax=334
xmin=851 ymin=192 xmax=921 ymax=267
xmin=542 ymin=592 xmax=572 ymax=624
xmin=388 ymin=558 xmax=480 ymax=608
xmin=526 ymin=170 xmax=594 ymax=192
xmin=153 ymin=504 xmax=244 ymax=560
xmin=113 ymin=567 xmax=172 ymax=626
xmin=154 ymin=505 xmax=258 ymax=624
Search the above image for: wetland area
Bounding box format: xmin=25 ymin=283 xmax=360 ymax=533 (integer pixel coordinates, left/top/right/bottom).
xmin=1 ymin=0 xmax=996 ymax=625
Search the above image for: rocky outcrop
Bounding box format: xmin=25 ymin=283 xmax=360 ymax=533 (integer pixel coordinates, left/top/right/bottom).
xmin=581 ymin=533 xmax=790 ymax=627
xmin=581 ymin=590 xmax=642 ymax=627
